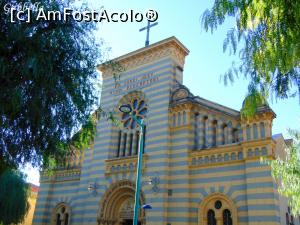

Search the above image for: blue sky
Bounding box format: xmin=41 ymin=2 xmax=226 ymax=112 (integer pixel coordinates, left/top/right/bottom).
xmin=25 ymin=0 xmax=300 ymax=185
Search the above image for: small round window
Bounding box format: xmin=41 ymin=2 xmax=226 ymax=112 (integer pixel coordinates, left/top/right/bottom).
xmin=215 ymin=200 xmax=222 ymax=209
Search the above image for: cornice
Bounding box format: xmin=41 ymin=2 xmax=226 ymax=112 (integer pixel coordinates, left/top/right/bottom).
xmin=97 ymin=37 xmax=189 ymax=78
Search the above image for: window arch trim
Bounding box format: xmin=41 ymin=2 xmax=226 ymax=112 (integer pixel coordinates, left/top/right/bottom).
xmin=198 ymin=193 xmax=237 ymax=225
xmin=52 ymin=202 xmax=71 ymax=225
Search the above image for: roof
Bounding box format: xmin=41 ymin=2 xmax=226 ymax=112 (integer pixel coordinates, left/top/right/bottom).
xmin=170 ymin=83 xmax=240 ymax=117
xmin=28 ymin=183 xmax=39 ymax=193
xmin=272 ymin=133 xmax=283 ymax=140
xmin=284 ymin=138 xmax=293 ymax=147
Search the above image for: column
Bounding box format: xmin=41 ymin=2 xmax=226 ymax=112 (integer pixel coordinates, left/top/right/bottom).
xmin=265 ymin=120 xmax=272 ymax=137
xmin=216 ymin=121 xmax=222 ymax=146
xmin=211 ymin=119 xmax=217 ymax=147
xmin=198 ymin=115 xmax=204 ymax=148
xmin=194 ymin=113 xmax=199 ymax=150
xmin=132 ymin=131 xmax=137 ymax=155
xmin=216 ymin=217 xmax=222 ymax=225
xmin=134 ymin=131 xmax=140 ymax=155
xmin=187 ymin=110 xmax=191 ymax=125
xmin=228 ymin=126 xmax=233 ymax=144
xmin=242 ymin=124 xmax=247 ymax=141
xmin=238 ymin=125 xmax=243 ymax=142
xmin=206 ymin=116 xmax=213 ymax=147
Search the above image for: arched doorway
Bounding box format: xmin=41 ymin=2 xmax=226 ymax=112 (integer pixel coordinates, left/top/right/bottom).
xmin=97 ymin=180 xmax=145 ymax=225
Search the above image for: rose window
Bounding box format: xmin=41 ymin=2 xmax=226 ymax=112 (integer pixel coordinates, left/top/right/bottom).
xmin=121 ymin=99 xmax=147 ymax=129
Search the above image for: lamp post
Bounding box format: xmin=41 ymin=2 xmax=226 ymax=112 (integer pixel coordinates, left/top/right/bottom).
xmin=119 ymin=104 xmax=145 ymax=225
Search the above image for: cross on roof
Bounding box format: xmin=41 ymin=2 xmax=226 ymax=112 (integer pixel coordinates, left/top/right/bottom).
xmin=139 ymin=21 xmax=158 ymax=47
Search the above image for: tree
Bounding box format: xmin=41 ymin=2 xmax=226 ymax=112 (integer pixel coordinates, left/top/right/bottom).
xmin=202 ymin=0 xmax=300 ymax=115
xmin=0 ymin=0 xmax=105 ymax=172
xmin=268 ymin=130 xmax=300 ymax=215
xmin=0 ymin=170 xmax=29 ymax=225
xmin=202 ymin=0 xmax=300 ymax=214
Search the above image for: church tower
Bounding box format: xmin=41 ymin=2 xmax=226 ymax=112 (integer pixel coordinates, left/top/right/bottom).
xmin=93 ymin=37 xmax=189 ymax=225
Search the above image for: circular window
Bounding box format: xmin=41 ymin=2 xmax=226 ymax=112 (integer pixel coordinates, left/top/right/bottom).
xmin=215 ymin=200 xmax=222 ymax=209
xmin=121 ymin=99 xmax=147 ymax=129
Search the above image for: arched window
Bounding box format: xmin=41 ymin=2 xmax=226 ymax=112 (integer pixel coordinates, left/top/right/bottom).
xmin=64 ymin=214 xmax=69 ymax=225
xmin=56 ymin=214 xmax=61 ymax=225
xmin=118 ymin=96 xmax=148 ymax=158
xmin=207 ymin=209 xmax=216 ymax=225
xmin=248 ymin=149 xmax=253 ymax=157
xmin=116 ymin=131 xmax=122 ymax=157
xmin=200 ymin=195 xmax=237 ymax=225
xmin=135 ymin=131 xmax=140 ymax=155
xmin=246 ymin=125 xmax=251 ymax=140
xmin=232 ymin=128 xmax=238 ymax=143
xmin=178 ymin=112 xmax=181 ymax=126
xmin=129 ymin=133 xmax=133 ymax=156
xmin=122 ymin=133 xmax=127 ymax=157
xmin=253 ymin=123 xmax=258 ymax=139
xmin=222 ymin=124 xmax=227 ymax=145
xmin=203 ymin=116 xmax=208 ymax=148
xmin=173 ymin=114 xmax=176 ymax=127
xmin=53 ymin=204 xmax=70 ymax=225
xmin=223 ymin=209 xmax=232 ymax=225
xmin=183 ymin=111 xmax=187 ymax=125
xmin=260 ymin=122 xmax=265 ymax=138
xmin=212 ymin=120 xmax=217 ymax=147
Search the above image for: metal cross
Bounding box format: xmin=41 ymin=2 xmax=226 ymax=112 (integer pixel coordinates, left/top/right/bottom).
xmin=139 ymin=21 xmax=158 ymax=47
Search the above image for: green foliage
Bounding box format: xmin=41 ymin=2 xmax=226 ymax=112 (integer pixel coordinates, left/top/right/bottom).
xmin=203 ymin=0 xmax=300 ymax=214
xmin=43 ymin=114 xmax=98 ymax=173
xmin=241 ymin=84 xmax=267 ymax=118
xmin=0 ymin=170 xmax=30 ymax=225
xmin=202 ymin=0 xmax=300 ymax=110
xmin=0 ymin=0 xmax=105 ymax=170
xmin=266 ymin=130 xmax=300 ymax=215
xmin=103 ymin=60 xmax=126 ymax=83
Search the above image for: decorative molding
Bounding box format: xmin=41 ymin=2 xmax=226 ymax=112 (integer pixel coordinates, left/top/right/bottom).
xmin=99 ymin=38 xmax=188 ymax=78
xmin=97 ymin=180 xmax=146 ymax=225
xmin=40 ymin=168 xmax=81 ymax=183
xmin=105 ymin=155 xmax=148 ymax=176
xmin=190 ymin=139 xmax=274 ymax=168
xmin=198 ymin=193 xmax=238 ymax=225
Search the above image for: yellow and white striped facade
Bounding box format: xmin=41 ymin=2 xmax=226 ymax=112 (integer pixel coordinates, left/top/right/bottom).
xmin=33 ymin=37 xmax=296 ymax=225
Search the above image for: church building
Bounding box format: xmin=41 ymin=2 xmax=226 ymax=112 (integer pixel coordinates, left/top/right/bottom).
xmin=33 ymin=37 xmax=297 ymax=225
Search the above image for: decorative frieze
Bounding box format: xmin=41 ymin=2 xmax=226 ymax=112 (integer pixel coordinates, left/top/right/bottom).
xmin=190 ymin=148 xmax=244 ymax=167
xmin=190 ymin=140 xmax=273 ymax=168
xmin=99 ymin=38 xmax=189 ymax=77
xmin=40 ymin=168 xmax=81 ymax=183
xmin=105 ymin=155 xmax=147 ymax=176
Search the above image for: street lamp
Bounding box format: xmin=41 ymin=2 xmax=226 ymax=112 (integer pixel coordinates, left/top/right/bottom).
xmin=119 ymin=104 xmax=146 ymax=225
xmin=87 ymin=182 xmax=98 ymax=196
